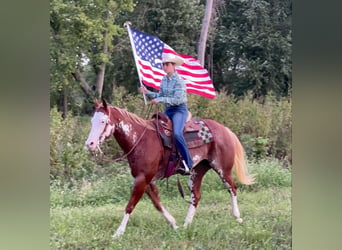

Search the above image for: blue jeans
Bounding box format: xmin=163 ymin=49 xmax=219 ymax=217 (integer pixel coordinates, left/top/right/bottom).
xmin=165 ymin=104 xmax=193 ymax=168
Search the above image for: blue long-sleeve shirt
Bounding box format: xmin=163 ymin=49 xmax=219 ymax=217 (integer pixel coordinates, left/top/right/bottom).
xmin=145 ymin=72 xmax=187 ymax=106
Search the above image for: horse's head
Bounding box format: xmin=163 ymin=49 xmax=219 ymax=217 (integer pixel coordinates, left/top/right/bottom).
xmin=85 ymin=98 xmax=115 ymax=152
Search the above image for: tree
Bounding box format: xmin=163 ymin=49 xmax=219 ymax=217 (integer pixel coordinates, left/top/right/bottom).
xmin=50 ymin=0 xmax=134 ymax=115
xmin=197 ymin=0 xmax=214 ymax=66
xmin=213 ymin=0 xmax=292 ymax=99
xmin=50 ymin=0 xmax=292 ymax=116
xmin=107 ymin=0 xmax=205 ymax=97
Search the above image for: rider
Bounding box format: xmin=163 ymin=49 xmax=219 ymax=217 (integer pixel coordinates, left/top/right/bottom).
xmin=140 ymin=54 xmax=193 ymax=175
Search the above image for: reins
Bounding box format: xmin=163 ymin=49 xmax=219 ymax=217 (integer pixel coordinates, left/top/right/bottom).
xmin=144 ymin=102 xmax=154 ymax=120
xmin=96 ymin=103 xmax=191 ymax=203
xmin=96 ymin=103 xmax=158 ymax=162
xmin=99 ymin=124 xmax=148 ymax=162
xmin=149 ymin=105 xmax=190 ymax=203
xmin=96 ymin=104 xmax=155 ymax=163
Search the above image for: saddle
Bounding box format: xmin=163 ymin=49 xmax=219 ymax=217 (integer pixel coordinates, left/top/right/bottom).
xmin=151 ymin=112 xmax=215 ymax=178
xmin=151 ymin=112 xmax=214 ymax=149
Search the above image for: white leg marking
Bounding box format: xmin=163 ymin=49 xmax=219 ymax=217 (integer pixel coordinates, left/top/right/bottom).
xmin=161 ymin=206 xmax=178 ymax=230
xmin=112 ymin=213 xmax=130 ymax=238
xmin=184 ymin=204 xmax=196 ymax=228
xmin=188 ymin=175 xmax=194 ymax=193
xmin=183 ymin=173 xmax=197 ymax=228
xmin=231 ymin=192 xmax=243 ymax=223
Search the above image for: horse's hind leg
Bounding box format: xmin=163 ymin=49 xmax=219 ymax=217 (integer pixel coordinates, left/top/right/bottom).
xmin=145 ymin=183 xmax=178 ymax=230
xmin=184 ymin=162 xmax=210 ymax=228
xmin=220 ymin=171 xmax=243 ymax=223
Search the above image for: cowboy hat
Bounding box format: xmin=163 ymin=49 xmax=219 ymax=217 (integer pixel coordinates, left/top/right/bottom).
xmin=160 ymin=53 xmax=184 ymax=66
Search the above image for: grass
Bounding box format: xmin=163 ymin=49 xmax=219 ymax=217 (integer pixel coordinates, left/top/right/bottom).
xmin=50 ymin=158 xmax=291 ymax=249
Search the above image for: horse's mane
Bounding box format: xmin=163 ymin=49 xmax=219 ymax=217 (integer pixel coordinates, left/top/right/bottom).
xmin=113 ymin=107 xmax=156 ymax=131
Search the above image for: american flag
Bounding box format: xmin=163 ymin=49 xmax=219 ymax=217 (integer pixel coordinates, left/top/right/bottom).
xmin=128 ymin=27 xmax=216 ymax=99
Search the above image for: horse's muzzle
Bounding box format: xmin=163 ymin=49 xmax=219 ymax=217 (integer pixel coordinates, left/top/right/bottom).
xmin=85 ymin=140 xmax=97 ymax=152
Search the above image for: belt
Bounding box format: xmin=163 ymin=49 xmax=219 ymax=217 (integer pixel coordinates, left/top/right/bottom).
xmin=165 ymin=103 xmax=185 ymax=108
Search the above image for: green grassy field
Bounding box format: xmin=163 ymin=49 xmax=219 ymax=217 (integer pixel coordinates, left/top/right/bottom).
xmin=50 ymin=159 xmax=291 ymax=249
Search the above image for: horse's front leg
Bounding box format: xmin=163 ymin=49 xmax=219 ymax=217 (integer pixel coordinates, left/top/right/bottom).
xmin=112 ymin=174 xmax=147 ymax=238
xmin=145 ymin=183 xmax=178 ymax=230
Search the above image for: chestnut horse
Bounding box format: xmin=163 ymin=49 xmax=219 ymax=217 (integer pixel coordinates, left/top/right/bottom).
xmin=85 ymin=99 xmax=255 ymax=238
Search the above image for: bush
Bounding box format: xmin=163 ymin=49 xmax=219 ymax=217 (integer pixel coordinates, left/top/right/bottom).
xmin=50 ymin=107 xmax=99 ymax=181
xmin=50 ymin=168 xmax=133 ymax=208
xmin=187 ymin=91 xmax=291 ymax=164
xmin=239 ymin=158 xmax=291 ymax=192
xmin=50 ymin=88 xmax=291 ymax=182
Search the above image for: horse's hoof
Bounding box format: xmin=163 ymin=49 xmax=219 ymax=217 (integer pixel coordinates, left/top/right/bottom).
xmin=112 ymin=231 xmax=124 ymax=238
xmin=236 ymin=218 xmax=243 ymax=223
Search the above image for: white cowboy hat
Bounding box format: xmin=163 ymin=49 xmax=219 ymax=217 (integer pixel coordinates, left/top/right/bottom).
xmin=160 ymin=54 xmax=184 ymax=66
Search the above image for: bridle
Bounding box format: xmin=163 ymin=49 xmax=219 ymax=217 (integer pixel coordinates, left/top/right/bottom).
xmin=97 ymin=117 xmax=115 ymax=147
xmin=95 ymin=115 xmax=149 ymax=163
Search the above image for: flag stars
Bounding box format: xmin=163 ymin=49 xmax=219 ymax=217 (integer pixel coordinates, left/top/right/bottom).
xmin=129 ymin=28 xmax=215 ymax=98
xmin=131 ymin=29 xmax=163 ymax=68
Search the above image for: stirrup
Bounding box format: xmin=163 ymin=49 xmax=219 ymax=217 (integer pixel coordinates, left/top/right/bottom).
xmin=177 ymin=160 xmax=190 ymax=175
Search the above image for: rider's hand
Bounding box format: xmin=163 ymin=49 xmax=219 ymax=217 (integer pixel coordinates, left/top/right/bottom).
xmin=139 ymin=86 xmax=147 ymax=94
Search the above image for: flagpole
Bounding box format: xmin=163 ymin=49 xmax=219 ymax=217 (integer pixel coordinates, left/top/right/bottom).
xmin=124 ymin=21 xmax=147 ymax=105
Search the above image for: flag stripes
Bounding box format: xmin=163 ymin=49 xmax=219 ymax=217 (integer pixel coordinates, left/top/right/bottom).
xmin=128 ymin=27 xmax=216 ymax=99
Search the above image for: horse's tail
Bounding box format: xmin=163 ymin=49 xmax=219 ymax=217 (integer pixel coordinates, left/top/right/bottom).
xmin=227 ymin=127 xmax=255 ymax=185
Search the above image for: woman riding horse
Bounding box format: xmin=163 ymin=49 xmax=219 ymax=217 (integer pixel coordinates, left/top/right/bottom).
xmin=140 ymin=53 xmax=192 ymax=175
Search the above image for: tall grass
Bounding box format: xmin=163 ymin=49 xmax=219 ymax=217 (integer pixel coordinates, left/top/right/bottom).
xmin=50 ymin=158 xmax=291 ymax=249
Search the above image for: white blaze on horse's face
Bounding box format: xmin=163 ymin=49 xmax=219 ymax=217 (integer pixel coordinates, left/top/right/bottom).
xmin=85 ymin=111 xmax=114 ymax=151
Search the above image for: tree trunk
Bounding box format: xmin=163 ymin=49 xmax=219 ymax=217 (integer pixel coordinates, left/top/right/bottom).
xmin=198 ymin=0 xmax=214 ymax=66
xmin=71 ymin=71 xmax=92 ymax=96
xmin=96 ymin=24 xmax=109 ymax=99
xmin=63 ymin=83 xmax=68 ymax=118
xmin=96 ymin=63 xmax=106 ymax=99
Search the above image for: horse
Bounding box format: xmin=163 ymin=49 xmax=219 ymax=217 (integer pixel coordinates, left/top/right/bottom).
xmin=85 ymin=99 xmax=255 ymax=238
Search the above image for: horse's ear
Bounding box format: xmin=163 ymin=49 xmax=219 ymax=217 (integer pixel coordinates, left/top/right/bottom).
xmin=102 ymin=98 xmax=108 ymax=111
xmin=94 ymin=99 xmax=100 ymax=107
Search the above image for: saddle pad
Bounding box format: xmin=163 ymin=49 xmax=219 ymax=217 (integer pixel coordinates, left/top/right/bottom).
xmin=185 ymin=119 xmax=214 ymax=148
xmin=153 ymin=117 xmax=214 ymax=149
